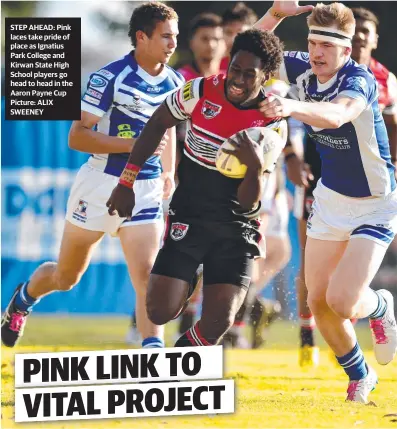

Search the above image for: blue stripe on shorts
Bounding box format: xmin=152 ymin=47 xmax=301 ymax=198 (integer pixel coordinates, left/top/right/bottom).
xmin=351 ymin=224 xmax=395 ymax=244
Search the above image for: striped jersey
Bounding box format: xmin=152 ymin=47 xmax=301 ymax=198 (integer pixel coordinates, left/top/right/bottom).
xmin=81 ymin=51 xmax=184 ymax=179
xmin=281 ymin=51 xmax=396 ymax=197
xmin=164 ymin=74 xmax=282 ymax=222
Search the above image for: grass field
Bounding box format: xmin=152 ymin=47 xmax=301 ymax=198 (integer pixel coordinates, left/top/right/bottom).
xmin=2 ymin=316 xmax=397 ymax=429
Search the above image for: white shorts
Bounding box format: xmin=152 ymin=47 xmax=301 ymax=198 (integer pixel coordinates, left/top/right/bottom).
xmin=265 ymin=191 xmax=289 ymax=238
xmin=307 ymin=179 xmax=397 ymax=247
xmin=66 ymin=161 xmax=163 ymax=236
xmin=260 ymin=174 xmax=289 ymax=238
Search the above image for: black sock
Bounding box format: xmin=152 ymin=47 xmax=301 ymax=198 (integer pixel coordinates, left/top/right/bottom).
xmin=300 ymin=327 xmax=314 ymax=347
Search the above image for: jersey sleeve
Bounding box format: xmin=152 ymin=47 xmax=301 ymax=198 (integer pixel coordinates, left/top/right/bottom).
xmin=338 ymin=68 xmax=377 ymax=107
xmin=279 ymin=51 xmax=311 ymax=85
xmin=164 ymin=78 xmax=203 ymax=121
xmin=383 ymin=71 xmax=397 ymax=116
xmin=81 ymin=67 xmax=117 ymax=117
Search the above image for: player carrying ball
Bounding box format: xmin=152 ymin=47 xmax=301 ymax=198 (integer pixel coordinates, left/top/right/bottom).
xmin=107 ymin=29 xmax=286 ymax=348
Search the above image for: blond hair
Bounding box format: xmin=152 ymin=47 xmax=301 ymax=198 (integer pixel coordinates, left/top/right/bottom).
xmin=307 ymin=3 xmax=355 ymax=36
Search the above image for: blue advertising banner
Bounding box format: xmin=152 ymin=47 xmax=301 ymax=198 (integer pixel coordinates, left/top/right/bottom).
xmin=1 ymin=98 xmax=300 ymax=315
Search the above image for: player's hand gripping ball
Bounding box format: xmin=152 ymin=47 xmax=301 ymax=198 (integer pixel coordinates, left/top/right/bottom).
xmin=216 ymin=127 xmax=285 ymax=178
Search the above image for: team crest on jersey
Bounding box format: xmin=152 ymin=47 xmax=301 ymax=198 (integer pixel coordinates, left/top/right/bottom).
xmin=170 ymin=222 xmax=189 ymax=241
xmin=201 ymin=100 xmax=222 ymax=119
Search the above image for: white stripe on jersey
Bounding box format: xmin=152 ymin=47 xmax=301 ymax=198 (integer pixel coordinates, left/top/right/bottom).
xmin=353 ymin=108 xmax=392 ymax=195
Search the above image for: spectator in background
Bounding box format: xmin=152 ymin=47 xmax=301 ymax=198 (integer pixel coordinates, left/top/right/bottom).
xmin=178 ymin=13 xmax=226 ymax=80
xmin=221 ymin=2 xmax=258 ymax=70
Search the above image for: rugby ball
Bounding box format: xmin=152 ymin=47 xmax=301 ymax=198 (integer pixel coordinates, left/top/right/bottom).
xmin=215 ymin=127 xmax=286 ymax=179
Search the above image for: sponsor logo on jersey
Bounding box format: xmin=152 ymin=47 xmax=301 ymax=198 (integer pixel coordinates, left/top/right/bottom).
xmin=182 ymin=81 xmax=194 ymax=101
xmin=170 ymin=222 xmax=189 ymax=241
xmin=89 ymin=75 xmax=109 ymax=93
xmin=90 ymin=76 xmax=107 ymax=88
xmin=201 ymin=100 xmax=222 ymax=119
xmin=96 ymin=69 xmax=115 ymax=80
xmin=86 ymin=88 xmax=102 ymax=99
xmin=83 ymin=94 xmax=100 ymax=106
xmin=147 ymin=86 xmax=161 ymax=93
xmin=117 ymin=124 xmax=136 ymax=139
xmin=346 ymin=76 xmax=367 ymax=92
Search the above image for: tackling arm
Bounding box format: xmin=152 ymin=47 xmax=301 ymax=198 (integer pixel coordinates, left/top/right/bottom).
xmin=288 ymin=95 xmax=367 ymax=129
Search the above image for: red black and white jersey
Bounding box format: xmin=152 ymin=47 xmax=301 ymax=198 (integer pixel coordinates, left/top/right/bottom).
xmin=164 ymin=74 xmax=282 ymax=222
xmin=370 ymin=58 xmax=397 ymax=116
xmin=165 ymin=74 xmax=280 ymax=170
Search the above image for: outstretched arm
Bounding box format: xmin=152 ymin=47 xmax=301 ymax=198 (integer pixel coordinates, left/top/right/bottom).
xmin=106 ymin=104 xmax=181 ymax=217
xmin=254 ymin=1 xmax=314 ymax=32
xmin=259 ymin=94 xmax=367 ymax=129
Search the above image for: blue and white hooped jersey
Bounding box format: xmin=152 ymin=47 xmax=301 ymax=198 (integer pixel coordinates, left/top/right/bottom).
xmin=81 ymin=51 xmax=184 ymax=180
xmin=281 ymin=52 xmax=396 ymax=197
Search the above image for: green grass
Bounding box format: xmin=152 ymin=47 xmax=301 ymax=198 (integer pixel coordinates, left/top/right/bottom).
xmin=1 ymin=316 xmax=397 ymax=429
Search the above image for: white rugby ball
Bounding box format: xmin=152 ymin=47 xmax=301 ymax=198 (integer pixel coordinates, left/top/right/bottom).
xmin=215 ymin=127 xmax=286 ymax=179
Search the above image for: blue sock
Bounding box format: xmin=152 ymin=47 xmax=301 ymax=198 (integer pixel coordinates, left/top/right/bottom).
xmin=369 ymin=291 xmax=387 ymax=319
xmin=336 ymin=342 xmax=368 ymax=381
xmin=14 ymin=282 xmax=38 ymax=312
xmin=142 ymin=337 xmax=164 ymax=348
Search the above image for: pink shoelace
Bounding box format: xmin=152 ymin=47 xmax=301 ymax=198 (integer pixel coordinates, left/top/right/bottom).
xmin=347 ymin=381 xmax=359 ymax=401
xmin=9 ymin=312 xmax=26 ymax=333
xmin=370 ymin=318 xmax=387 ymax=344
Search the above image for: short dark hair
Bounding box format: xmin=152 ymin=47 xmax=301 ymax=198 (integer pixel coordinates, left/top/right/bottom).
xmin=189 ymin=13 xmax=222 ymax=39
xmin=128 ymin=2 xmax=178 ymax=46
xmin=222 ymin=2 xmax=257 ymax=27
xmin=351 ymin=7 xmax=379 ymax=28
xmin=230 ymin=29 xmax=284 ymax=76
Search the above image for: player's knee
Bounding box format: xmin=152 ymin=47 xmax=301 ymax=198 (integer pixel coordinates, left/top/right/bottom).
xmin=146 ymin=297 xmax=177 ymax=325
xmin=326 ymin=290 xmax=354 ymax=319
xmin=307 ymin=289 xmax=327 ymax=315
xmin=202 ymin=310 xmax=235 ymax=340
xmin=54 ymin=269 xmax=82 ymax=291
xmin=146 ymin=307 xmax=172 ymax=325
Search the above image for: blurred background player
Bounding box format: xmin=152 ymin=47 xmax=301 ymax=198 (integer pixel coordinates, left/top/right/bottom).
xmin=2 ymin=3 xmax=182 ymax=349
xmin=286 ymin=6 xmax=397 ymax=368
xmin=221 ymin=2 xmax=258 ymax=70
xmin=178 ymin=13 xmax=226 ymax=80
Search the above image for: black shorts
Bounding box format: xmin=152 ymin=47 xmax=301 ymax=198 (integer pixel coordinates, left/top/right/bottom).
xmin=151 ymin=214 xmax=261 ymax=289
